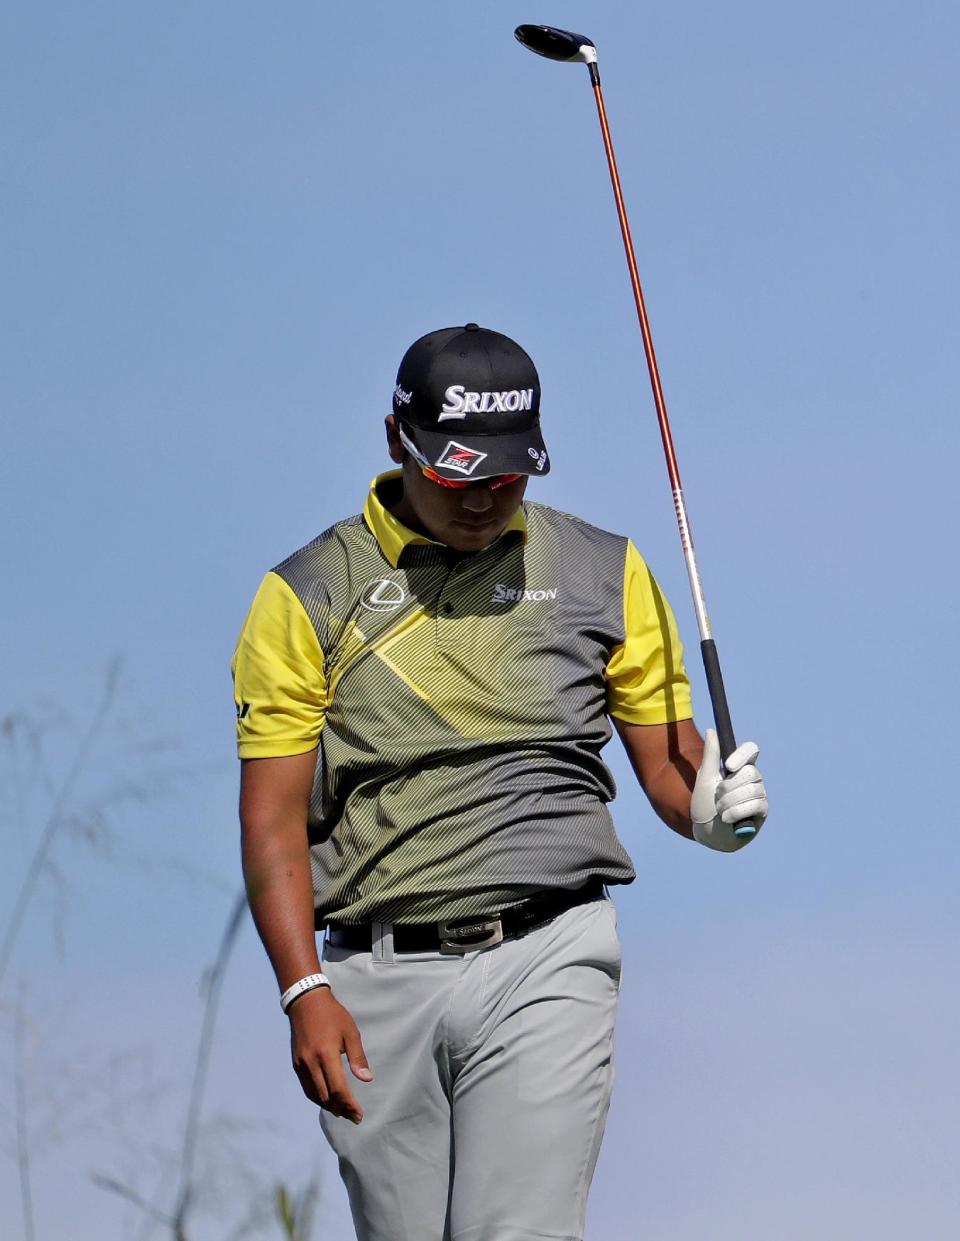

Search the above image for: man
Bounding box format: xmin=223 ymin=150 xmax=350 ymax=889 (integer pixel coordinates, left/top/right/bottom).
xmin=233 ymin=323 xmax=768 ymax=1241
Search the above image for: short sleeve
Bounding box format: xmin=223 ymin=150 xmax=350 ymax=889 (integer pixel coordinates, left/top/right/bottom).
xmin=605 ymin=540 xmax=693 ymax=725
xmin=231 ymin=572 xmax=327 ymax=759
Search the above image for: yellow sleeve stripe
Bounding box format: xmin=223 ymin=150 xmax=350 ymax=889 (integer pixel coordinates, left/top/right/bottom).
xmin=231 ymin=572 xmax=327 ymax=760
xmin=606 ymin=540 xmax=693 ymax=725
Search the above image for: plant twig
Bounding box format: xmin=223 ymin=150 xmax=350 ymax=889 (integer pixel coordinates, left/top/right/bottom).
xmin=169 ymin=890 xmax=248 ymax=1240
xmin=0 ymin=660 xmax=122 ymax=989
xmin=15 ymin=984 xmax=36 ymax=1241
xmin=90 ymin=1173 xmax=175 ymax=1226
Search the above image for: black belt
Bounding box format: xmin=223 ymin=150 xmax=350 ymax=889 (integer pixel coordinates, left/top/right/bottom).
xmin=325 ymin=879 xmax=605 ymax=956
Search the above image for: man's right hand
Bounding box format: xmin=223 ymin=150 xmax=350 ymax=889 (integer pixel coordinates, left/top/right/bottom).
xmin=288 ymin=987 xmax=373 ymax=1124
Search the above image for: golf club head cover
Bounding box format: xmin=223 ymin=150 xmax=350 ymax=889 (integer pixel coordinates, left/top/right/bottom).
xmin=691 ymin=729 xmax=768 ymax=851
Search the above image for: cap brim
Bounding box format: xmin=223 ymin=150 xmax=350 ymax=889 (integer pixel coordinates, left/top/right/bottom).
xmin=404 ymin=420 xmax=551 ymax=481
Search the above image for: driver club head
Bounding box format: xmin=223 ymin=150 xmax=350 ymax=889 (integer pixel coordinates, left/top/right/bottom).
xmin=514 ymin=24 xmax=597 ymax=65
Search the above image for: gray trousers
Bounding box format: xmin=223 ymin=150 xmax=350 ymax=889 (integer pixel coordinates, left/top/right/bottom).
xmin=320 ymin=894 xmax=621 ymax=1241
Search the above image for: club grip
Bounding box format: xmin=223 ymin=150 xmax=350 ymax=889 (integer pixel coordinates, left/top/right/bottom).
xmin=699 ymin=638 xmax=756 ymax=838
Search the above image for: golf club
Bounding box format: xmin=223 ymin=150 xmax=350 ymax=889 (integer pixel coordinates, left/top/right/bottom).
xmin=515 ymin=23 xmax=756 ymax=836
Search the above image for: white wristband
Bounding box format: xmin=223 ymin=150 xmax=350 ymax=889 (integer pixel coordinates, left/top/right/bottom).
xmin=280 ymin=972 xmax=331 ymax=1014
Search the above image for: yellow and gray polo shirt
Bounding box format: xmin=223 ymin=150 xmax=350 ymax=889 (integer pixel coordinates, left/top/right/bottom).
xmin=232 ymin=471 xmax=692 ymax=924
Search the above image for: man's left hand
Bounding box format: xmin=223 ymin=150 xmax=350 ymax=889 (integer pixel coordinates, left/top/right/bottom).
xmin=691 ymin=728 xmax=768 ymax=851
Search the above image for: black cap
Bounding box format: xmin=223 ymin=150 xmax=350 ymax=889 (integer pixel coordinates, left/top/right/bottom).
xmin=392 ymin=324 xmax=551 ymax=481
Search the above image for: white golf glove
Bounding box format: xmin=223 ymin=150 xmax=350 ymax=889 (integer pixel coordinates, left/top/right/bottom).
xmin=690 ymin=728 xmax=768 ymax=852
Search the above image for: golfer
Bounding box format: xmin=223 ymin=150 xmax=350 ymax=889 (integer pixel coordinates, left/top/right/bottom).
xmin=233 ymin=323 xmax=768 ymax=1241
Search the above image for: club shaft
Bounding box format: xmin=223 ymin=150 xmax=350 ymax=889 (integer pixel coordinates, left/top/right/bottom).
xmin=591 ymin=82 xmax=679 ymax=513
xmin=589 ymin=70 xmax=754 ymax=832
xmin=589 ymin=78 xmax=713 ymax=641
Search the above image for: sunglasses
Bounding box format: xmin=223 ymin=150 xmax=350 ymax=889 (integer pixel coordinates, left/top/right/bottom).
xmin=418 ymin=464 xmax=524 ymax=490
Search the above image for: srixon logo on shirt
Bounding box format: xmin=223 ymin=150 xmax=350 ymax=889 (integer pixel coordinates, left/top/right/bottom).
xmin=438 ymin=386 xmax=535 ymax=422
xmin=491 ymin=583 xmax=558 ymax=604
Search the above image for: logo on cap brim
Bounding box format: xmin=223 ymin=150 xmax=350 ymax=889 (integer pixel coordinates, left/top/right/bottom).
xmin=435 ymin=441 xmax=488 ymax=476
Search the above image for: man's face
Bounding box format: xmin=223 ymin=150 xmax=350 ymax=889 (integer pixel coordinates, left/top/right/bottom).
xmin=385 ymin=417 xmax=528 ymax=554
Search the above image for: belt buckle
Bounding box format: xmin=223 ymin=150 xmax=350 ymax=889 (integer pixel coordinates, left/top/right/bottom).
xmin=437 ymin=917 xmax=504 ymax=956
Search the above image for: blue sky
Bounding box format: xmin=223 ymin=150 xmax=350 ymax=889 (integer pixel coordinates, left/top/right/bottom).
xmin=2 ymin=2 xmax=958 ymax=1237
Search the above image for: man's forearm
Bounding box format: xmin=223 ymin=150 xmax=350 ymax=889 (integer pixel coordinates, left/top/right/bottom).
xmin=644 ymin=749 xmax=701 ymax=838
xmin=239 ymin=752 xmax=322 ymax=992
xmin=241 ymin=812 xmax=321 ymax=990
xmin=613 ymin=717 xmax=704 ymax=839
xmin=238 ymin=754 xmax=371 ymax=1123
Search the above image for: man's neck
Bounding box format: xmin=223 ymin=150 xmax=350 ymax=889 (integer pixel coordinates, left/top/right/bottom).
xmin=379 ymin=475 xmax=427 ymax=539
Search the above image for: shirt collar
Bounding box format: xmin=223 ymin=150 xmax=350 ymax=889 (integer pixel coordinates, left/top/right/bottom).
xmin=363 ymin=470 xmax=528 ymax=569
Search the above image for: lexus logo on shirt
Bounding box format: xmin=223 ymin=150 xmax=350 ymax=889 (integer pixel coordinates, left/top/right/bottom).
xmin=360 ymin=578 xmax=407 ymax=612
